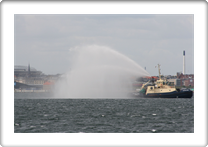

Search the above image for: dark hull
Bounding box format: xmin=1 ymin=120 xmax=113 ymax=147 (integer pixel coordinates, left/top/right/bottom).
xmin=132 ymin=90 xmax=193 ymax=98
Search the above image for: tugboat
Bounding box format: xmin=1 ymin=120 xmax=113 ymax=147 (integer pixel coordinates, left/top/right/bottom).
xmin=132 ymin=64 xmax=193 ymax=98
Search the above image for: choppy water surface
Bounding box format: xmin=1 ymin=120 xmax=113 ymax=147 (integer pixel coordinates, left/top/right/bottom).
xmin=14 ymin=95 xmax=194 ymax=133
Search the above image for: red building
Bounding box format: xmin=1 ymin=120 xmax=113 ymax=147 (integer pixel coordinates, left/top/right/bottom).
xmin=177 ymin=73 xmax=194 ymax=79
xmin=183 ymin=79 xmax=194 ymax=87
xmin=177 ymin=73 xmax=194 ymax=87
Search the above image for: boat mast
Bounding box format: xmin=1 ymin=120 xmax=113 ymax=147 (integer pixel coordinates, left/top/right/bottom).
xmin=158 ymin=64 xmax=161 ymax=80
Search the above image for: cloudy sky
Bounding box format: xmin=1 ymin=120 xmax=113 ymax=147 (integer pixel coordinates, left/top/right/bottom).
xmin=14 ymin=14 xmax=194 ymax=76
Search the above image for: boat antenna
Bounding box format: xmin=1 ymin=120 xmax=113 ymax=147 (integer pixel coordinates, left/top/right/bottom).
xmin=158 ymin=64 xmax=161 ymax=80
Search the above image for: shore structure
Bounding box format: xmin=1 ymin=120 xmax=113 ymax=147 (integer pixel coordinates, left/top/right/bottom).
xmin=14 ymin=64 xmax=61 ymax=92
xmin=14 ymin=64 xmax=194 ymax=93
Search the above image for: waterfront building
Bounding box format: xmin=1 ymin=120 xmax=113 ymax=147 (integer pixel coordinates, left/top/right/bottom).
xmin=176 ymin=72 xmax=194 ymax=87
xmin=14 ymin=64 xmax=62 ymax=91
xmin=14 ymin=64 xmax=43 ymax=77
xmin=14 ymin=64 xmax=45 ymax=90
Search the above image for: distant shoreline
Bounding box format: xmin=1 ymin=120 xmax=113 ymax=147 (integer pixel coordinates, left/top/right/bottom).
xmin=14 ymin=89 xmax=51 ymax=93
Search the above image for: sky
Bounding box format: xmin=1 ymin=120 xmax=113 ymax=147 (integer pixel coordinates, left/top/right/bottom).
xmin=14 ymin=14 xmax=194 ymax=76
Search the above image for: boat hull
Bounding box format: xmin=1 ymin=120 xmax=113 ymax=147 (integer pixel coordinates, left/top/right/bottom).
xmin=131 ymin=90 xmax=193 ymax=98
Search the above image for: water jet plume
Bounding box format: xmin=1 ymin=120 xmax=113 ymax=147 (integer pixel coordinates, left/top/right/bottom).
xmin=54 ymin=45 xmax=150 ymax=98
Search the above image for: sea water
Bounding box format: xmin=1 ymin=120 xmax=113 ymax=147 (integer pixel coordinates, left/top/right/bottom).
xmin=14 ymin=93 xmax=194 ymax=133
